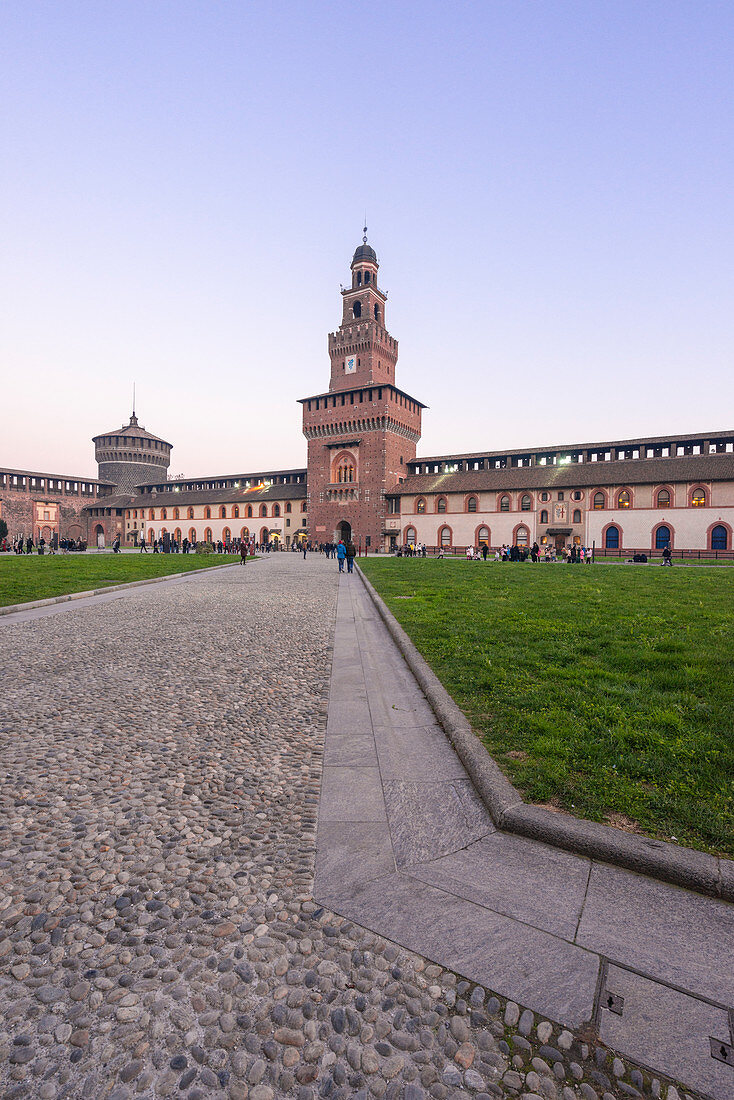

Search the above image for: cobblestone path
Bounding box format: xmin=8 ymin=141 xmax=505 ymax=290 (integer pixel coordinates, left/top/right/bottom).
xmin=0 ymin=557 xmax=698 ymax=1100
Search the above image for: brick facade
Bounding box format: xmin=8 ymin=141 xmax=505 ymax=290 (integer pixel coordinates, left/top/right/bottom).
xmin=300 ymin=239 xmax=424 ymax=549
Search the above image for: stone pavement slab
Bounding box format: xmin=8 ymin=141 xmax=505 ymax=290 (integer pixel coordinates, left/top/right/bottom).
xmin=315 ymin=569 xmax=734 ymax=1099
xmin=408 ymin=831 xmax=591 ymax=940
xmin=599 ymin=965 xmax=733 ymax=1100
xmin=577 ymin=862 xmax=734 ymax=1004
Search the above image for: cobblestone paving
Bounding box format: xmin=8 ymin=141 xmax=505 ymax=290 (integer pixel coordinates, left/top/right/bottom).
xmin=0 ymin=557 xmax=697 ymax=1100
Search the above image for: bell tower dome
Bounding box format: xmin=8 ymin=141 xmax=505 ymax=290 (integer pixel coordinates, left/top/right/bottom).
xmin=328 ymin=229 xmax=398 ymax=392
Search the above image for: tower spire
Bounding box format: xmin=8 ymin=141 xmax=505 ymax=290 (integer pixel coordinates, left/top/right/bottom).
xmin=363 ymin=214 xmax=368 ymax=244
xmin=130 ymin=383 xmax=138 ymax=426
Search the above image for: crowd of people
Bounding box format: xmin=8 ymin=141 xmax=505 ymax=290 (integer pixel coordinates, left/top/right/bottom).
xmin=4 ymin=535 xmax=87 ymax=554
xmin=398 ymin=541 xmax=595 ymax=563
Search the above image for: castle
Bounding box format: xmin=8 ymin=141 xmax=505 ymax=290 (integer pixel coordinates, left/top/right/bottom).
xmin=2 ymin=236 xmax=733 ymax=556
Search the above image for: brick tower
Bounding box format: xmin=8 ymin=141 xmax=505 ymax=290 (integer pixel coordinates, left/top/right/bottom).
xmin=300 ymin=233 xmax=424 ymax=550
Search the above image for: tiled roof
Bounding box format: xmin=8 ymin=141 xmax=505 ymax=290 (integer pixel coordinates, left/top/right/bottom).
xmin=413 ymin=429 xmax=734 ymax=466
xmin=393 ymin=453 xmax=734 ymax=496
xmin=85 ymin=483 xmax=307 ymax=511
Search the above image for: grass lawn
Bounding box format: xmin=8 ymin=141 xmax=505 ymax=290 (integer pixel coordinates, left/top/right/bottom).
xmin=361 ymin=557 xmax=734 ymax=856
xmin=0 ymin=553 xmax=247 ymax=608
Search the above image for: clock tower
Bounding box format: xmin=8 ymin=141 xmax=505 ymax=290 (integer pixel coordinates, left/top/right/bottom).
xmin=300 ymin=233 xmax=424 ymax=551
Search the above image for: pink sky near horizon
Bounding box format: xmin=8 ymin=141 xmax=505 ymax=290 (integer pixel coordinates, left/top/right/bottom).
xmin=2 ymin=1 xmax=733 ymax=481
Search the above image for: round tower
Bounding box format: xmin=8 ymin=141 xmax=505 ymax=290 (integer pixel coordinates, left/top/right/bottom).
xmin=93 ymin=412 xmax=172 ymax=493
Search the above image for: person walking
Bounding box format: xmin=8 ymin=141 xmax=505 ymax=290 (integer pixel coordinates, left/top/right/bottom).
xmin=139 ymin=534 xmax=148 ymax=552
xmin=302 ymin=541 xmax=307 ymax=560
xmin=346 ymin=538 xmax=356 ymax=573
xmin=240 ymin=540 xmax=248 ymax=565
xmin=336 ymin=540 xmax=347 ymax=572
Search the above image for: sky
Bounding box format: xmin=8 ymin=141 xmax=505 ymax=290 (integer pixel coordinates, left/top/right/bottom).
xmin=2 ymin=1 xmax=733 ymax=479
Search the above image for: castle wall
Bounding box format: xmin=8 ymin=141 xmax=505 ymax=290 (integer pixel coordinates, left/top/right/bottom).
xmin=0 ymin=470 xmax=100 ymax=544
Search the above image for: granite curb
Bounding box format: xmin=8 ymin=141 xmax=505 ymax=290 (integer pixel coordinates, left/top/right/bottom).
xmin=0 ymin=560 xmax=243 ymax=617
xmin=357 ymin=565 xmax=734 ymax=903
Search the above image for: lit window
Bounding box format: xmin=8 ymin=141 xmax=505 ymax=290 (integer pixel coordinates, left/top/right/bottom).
xmin=593 ymin=493 xmax=605 ymax=510
xmin=618 ymin=490 xmax=630 ymax=508
xmin=516 ymin=527 xmax=528 ymax=546
xmin=416 ymin=498 xmax=426 ymax=513
xmin=440 ymin=526 xmax=451 ymax=546
xmin=692 ymin=488 xmax=706 ymax=507
xmin=656 ymin=490 xmax=670 ymax=508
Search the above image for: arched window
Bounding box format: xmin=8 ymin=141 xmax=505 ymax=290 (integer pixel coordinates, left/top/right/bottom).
xmin=352 ymin=300 xmax=362 ymax=319
xmin=439 ymin=526 xmax=452 ymax=547
xmin=174 ymin=527 xmax=182 ymax=543
xmin=416 ymin=498 xmax=426 ymax=513
xmin=233 ymin=505 xmax=239 ymax=518
xmin=573 ymin=509 xmax=582 ymax=524
xmin=223 ymin=527 xmax=231 ymax=542
xmin=499 ymin=495 xmax=510 ymax=512
xmin=173 ymin=507 xmax=179 ymax=520
xmin=273 ymin=504 xmax=280 ymax=517
xmin=593 ymin=492 xmax=605 ymax=510
xmin=246 ymin=505 xmax=253 ymax=518
xmin=260 ymin=504 xmax=267 ymax=517
xmin=220 ymin=506 xmax=227 ymax=519
xmin=711 ymin=525 xmax=728 ymax=550
xmin=436 ymin=497 xmax=447 ymax=513
xmin=204 ymin=527 xmax=212 ymax=543
xmin=520 ymin=495 xmax=532 ymax=511
xmin=617 ymin=490 xmax=631 ymax=509
xmin=605 ymin=525 xmax=619 ymax=549
xmin=149 ymin=508 xmax=155 ymax=520
xmin=374 ymin=305 xmax=380 ymax=321
xmin=656 ymin=489 xmax=670 ymax=508
xmin=540 ymin=510 xmax=548 ymax=524
xmin=466 ymin=496 xmax=477 ymax=513
xmin=187 ymin=507 xmax=194 ymax=520
xmin=477 ymin=526 xmax=490 ymax=545
xmin=161 ymin=508 xmax=167 ymax=520
xmin=516 ymin=527 xmax=528 ymax=546
xmin=691 ymin=488 xmax=706 ymax=507
xmin=205 ymin=507 xmax=211 ymax=519
xmin=655 ymin=525 xmax=671 ymax=549
xmin=241 ymin=526 xmax=250 ymax=540
xmin=333 ymin=452 xmax=356 ymax=483
xmin=188 ymin=527 xmax=196 ymax=543
xmin=405 ymin=526 xmax=417 ymax=544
